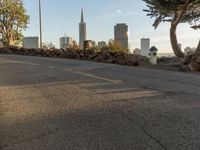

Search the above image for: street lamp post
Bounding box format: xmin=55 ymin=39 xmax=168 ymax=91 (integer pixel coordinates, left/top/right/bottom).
xmin=39 ymin=0 xmax=42 ymax=48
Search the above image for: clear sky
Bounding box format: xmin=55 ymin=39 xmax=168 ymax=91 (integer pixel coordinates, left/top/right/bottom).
xmin=23 ymin=0 xmax=200 ymax=53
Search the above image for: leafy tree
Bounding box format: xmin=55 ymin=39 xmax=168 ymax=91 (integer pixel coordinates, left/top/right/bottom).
xmin=143 ymin=0 xmax=200 ymax=59
xmin=0 ymin=0 xmax=29 ymax=46
xmin=100 ymin=39 xmax=129 ymax=53
xmin=72 ymin=40 xmax=79 ymax=49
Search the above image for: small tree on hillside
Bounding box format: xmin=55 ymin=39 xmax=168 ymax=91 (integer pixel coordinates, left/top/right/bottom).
xmin=143 ymin=0 xmax=200 ymax=60
xmin=72 ymin=40 xmax=79 ymax=49
xmin=0 ymin=0 xmax=29 ymax=46
xmin=100 ymin=39 xmax=129 ymax=53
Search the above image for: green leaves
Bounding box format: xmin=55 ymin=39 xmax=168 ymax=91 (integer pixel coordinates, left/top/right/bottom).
xmin=0 ymin=0 xmax=29 ymax=46
xmin=143 ymin=0 xmax=200 ymax=29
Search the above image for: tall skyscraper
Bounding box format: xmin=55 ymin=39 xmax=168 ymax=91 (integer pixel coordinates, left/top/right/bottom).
xmin=141 ymin=38 xmax=150 ymax=57
xmin=39 ymin=0 xmax=43 ymax=48
xmin=79 ymin=8 xmax=87 ymax=49
xmin=114 ymin=23 xmax=128 ymax=49
xmin=23 ymin=37 xmax=39 ymax=49
xmin=60 ymin=36 xmax=73 ymax=49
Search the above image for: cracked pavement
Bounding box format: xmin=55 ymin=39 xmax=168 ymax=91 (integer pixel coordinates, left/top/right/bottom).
xmin=1 ymin=54 xmax=200 ymax=150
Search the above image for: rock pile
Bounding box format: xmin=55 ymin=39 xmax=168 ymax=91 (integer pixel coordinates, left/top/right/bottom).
xmin=0 ymin=47 xmax=150 ymax=66
xmin=157 ymin=56 xmax=181 ymax=64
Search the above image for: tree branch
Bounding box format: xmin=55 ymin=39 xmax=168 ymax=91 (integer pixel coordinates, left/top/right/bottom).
xmin=173 ymin=0 xmax=189 ymax=26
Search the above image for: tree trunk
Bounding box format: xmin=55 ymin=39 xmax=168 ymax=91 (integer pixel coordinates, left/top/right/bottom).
xmin=8 ymin=39 xmax=15 ymax=46
xmin=170 ymin=24 xmax=185 ymax=58
xmin=189 ymin=40 xmax=200 ymax=63
xmin=181 ymin=40 xmax=200 ymax=72
xmin=195 ymin=40 xmax=200 ymax=54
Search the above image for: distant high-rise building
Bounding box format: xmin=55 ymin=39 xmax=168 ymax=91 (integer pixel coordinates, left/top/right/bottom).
xmin=114 ymin=23 xmax=128 ymax=49
xmin=60 ymin=36 xmax=73 ymax=49
xmin=83 ymin=40 xmax=93 ymax=49
xmin=98 ymin=41 xmax=107 ymax=49
xmin=141 ymin=38 xmax=150 ymax=57
xmin=23 ymin=37 xmax=39 ymax=49
xmin=79 ymin=8 xmax=87 ymax=49
xmin=43 ymin=42 xmax=55 ymax=50
xmin=133 ymin=48 xmax=141 ymax=55
xmin=91 ymin=41 xmax=97 ymax=48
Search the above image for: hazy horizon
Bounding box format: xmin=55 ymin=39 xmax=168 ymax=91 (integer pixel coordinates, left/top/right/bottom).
xmin=23 ymin=0 xmax=200 ymax=53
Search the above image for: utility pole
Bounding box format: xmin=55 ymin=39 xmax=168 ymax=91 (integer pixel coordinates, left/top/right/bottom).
xmin=39 ymin=0 xmax=42 ymax=48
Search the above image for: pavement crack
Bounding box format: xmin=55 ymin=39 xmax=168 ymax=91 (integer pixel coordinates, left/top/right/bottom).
xmin=119 ymin=112 xmax=167 ymax=150
xmin=141 ymin=126 xmax=167 ymax=150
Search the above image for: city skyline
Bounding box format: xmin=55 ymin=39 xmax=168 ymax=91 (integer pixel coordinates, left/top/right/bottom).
xmin=23 ymin=0 xmax=200 ymax=53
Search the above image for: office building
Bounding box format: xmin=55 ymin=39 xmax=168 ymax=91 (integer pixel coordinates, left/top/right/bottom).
xmin=98 ymin=41 xmax=107 ymax=49
xmin=84 ymin=40 xmax=92 ymax=49
xmin=141 ymin=38 xmax=150 ymax=57
xmin=60 ymin=36 xmax=73 ymax=49
xmin=91 ymin=41 xmax=97 ymax=48
xmin=79 ymin=8 xmax=87 ymax=49
xmin=43 ymin=42 xmax=55 ymax=50
xmin=23 ymin=37 xmax=39 ymax=49
xmin=133 ymin=48 xmax=141 ymax=55
xmin=114 ymin=23 xmax=128 ymax=49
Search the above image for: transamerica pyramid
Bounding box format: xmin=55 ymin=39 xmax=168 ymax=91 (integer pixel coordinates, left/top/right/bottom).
xmin=79 ymin=8 xmax=87 ymax=49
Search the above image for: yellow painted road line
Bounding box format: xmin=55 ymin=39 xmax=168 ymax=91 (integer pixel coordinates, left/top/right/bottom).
xmin=2 ymin=60 xmax=40 ymax=66
xmin=75 ymin=71 xmax=121 ymax=84
xmin=64 ymin=69 xmax=121 ymax=84
xmin=0 ymin=58 xmax=37 ymax=65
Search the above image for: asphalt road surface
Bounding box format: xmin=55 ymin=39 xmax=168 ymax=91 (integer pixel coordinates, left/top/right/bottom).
xmin=1 ymin=54 xmax=200 ymax=150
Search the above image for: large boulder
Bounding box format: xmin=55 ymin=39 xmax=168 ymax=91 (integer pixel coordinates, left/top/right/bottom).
xmin=126 ymin=60 xmax=139 ymax=66
xmin=157 ymin=56 xmax=181 ymax=64
xmin=89 ymin=53 xmax=98 ymax=60
xmin=185 ymin=55 xmax=200 ymax=71
xmin=181 ymin=52 xmax=200 ymax=72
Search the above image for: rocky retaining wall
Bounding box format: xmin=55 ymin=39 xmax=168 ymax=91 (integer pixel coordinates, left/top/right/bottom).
xmin=0 ymin=47 xmax=150 ymax=66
